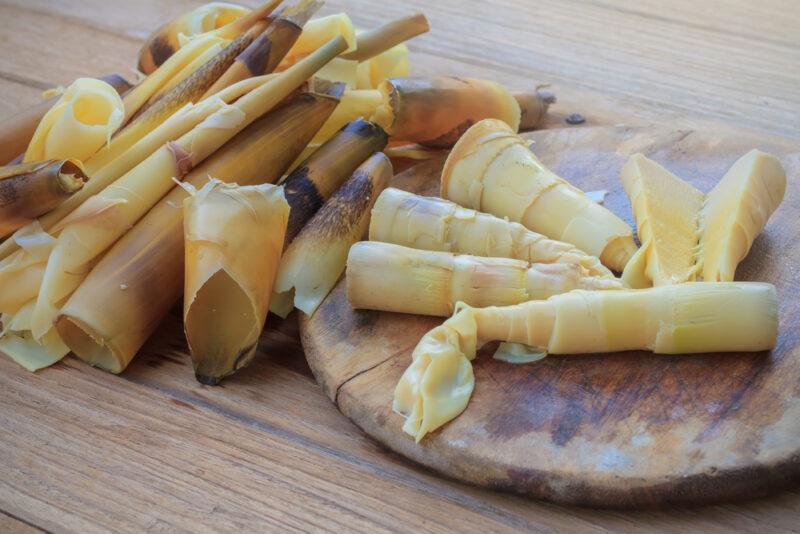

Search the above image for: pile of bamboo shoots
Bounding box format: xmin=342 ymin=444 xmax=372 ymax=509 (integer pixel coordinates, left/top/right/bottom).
xmin=354 ymin=118 xmax=786 ymax=442
xmin=0 ymin=1 xmax=560 ymax=386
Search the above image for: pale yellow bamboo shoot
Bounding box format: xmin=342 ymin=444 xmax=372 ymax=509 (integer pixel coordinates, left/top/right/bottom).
xmin=395 ymin=282 xmax=778 ymax=441
xmin=369 ymin=188 xmax=613 ymax=278
xmin=441 ymin=119 xmax=637 ymax=272
xmin=347 ymin=241 xmax=621 ymax=316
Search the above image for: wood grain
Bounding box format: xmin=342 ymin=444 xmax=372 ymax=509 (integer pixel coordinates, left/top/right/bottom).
xmin=302 ymin=125 xmax=800 ymax=507
xmin=0 ymin=0 xmax=798 ymax=530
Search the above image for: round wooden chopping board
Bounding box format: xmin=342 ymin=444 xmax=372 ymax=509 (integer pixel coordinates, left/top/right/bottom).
xmin=299 ymin=126 xmax=800 ymax=508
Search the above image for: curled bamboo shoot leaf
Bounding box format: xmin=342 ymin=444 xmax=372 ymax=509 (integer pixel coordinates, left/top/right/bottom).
xmin=183 ymin=179 xmax=289 ymax=384
xmin=24 ymin=78 xmax=124 ymax=163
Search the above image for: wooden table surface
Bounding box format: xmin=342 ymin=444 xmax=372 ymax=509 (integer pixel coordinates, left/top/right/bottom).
xmin=0 ymin=0 xmax=798 ymax=532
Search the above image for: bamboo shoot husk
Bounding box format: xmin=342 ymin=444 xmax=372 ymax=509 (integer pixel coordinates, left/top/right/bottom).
xmin=183 ymin=179 xmax=288 ymax=384
xmin=279 ymin=13 xmax=357 ymax=68
xmin=283 ymin=118 xmax=387 ymax=245
xmin=0 ymin=222 xmax=54 ymax=315
xmin=29 ymin=37 xmax=347 ymax=340
xmin=124 ymin=34 xmax=230 ymax=123
xmin=24 ymin=78 xmax=125 ymax=163
xmin=272 ymin=151 xmax=392 ymax=317
xmin=0 ymin=74 xmax=131 ymax=165
xmin=55 ymin=88 xmax=342 ymax=374
xmin=441 ymin=119 xmax=637 ymax=271
xmin=0 ymin=96 xmax=233 ymax=261
xmin=137 ymin=1 xmax=281 ymax=74
xmin=343 ymin=13 xmax=429 ymax=62
xmin=122 ymin=18 xmax=271 ymax=147
xmin=202 ymin=0 xmax=321 ymax=98
xmin=150 ymin=42 xmax=226 ymax=99
xmin=0 ymin=159 xmax=87 ymax=238
xmin=347 ymin=241 xmax=621 ymax=316
xmin=355 ymin=44 xmax=410 ymax=89
xmin=395 ymin=282 xmax=778 ymax=441
xmin=369 ymin=188 xmax=613 ymax=278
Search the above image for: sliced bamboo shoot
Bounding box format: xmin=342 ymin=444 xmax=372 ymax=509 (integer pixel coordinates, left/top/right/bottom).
xmin=183 ymin=180 xmax=288 ymax=384
xmin=369 ymin=188 xmax=613 ymax=278
xmin=272 ymin=152 xmax=392 ymax=317
xmin=0 ymin=159 xmax=87 ymax=238
xmin=347 ymin=241 xmax=621 ymax=316
xmin=395 ymin=282 xmax=778 ymax=441
xmin=280 ymin=13 xmax=357 ymax=67
xmin=441 ymin=119 xmax=637 ymax=272
xmin=355 ymin=44 xmax=410 ymax=89
xmin=55 ymin=88 xmax=341 ymax=374
xmin=621 ymin=154 xmax=704 ymax=288
xmin=699 ymin=150 xmax=786 ymax=282
xmin=620 ymin=151 xmax=786 ymax=286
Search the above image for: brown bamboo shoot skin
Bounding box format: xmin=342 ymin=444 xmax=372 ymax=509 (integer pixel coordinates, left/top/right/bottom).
xmin=441 ymin=119 xmax=637 ymax=272
xmin=395 ymin=282 xmax=778 ymax=441
xmin=514 ymin=88 xmax=556 ymax=131
xmin=0 ymin=74 xmax=132 ymax=165
xmin=55 ymin=89 xmax=341 ymax=374
xmin=272 ymin=152 xmax=393 ymax=317
xmin=183 ymin=180 xmax=288 ymax=384
xmin=342 ymin=13 xmax=429 ymax=62
xmin=201 ymin=1 xmax=321 ymax=99
xmin=126 ymin=18 xmax=270 ymax=132
xmin=369 ymin=188 xmax=614 ymax=279
xmin=0 ymin=160 xmax=87 ymax=238
xmin=346 ymin=241 xmax=621 ymax=316
xmin=283 ymin=118 xmax=388 ymax=245
xmin=137 ymin=1 xmax=281 ymax=74
xmin=373 ymin=77 xmax=522 ymax=148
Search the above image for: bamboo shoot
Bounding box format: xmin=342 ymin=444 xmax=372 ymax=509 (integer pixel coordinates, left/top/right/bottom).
xmin=395 ymin=282 xmax=778 ymax=441
xmin=441 ymin=119 xmax=637 ymax=272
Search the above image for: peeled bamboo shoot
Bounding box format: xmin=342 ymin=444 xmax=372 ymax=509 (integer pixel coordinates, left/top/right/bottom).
xmin=621 ymin=154 xmax=704 ymax=287
xmin=283 ymin=118 xmax=388 ymax=245
xmin=621 ymin=151 xmax=786 ymax=287
xmin=347 ymin=241 xmax=621 ymax=316
xmin=24 ymin=78 xmax=125 ymax=163
xmin=369 ymin=188 xmax=613 ymax=279
xmin=55 ymin=88 xmax=341 ymax=374
xmin=272 ymin=152 xmax=392 ymax=317
xmin=0 ymin=159 xmax=87 ymax=238
xmin=395 ymin=282 xmax=778 ymax=441
xmin=698 ymin=150 xmax=786 ymax=282
xmin=441 ymin=119 xmax=637 ymax=272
